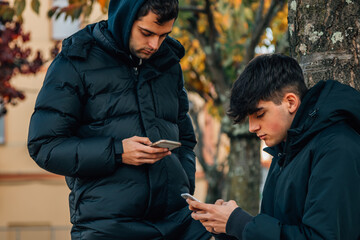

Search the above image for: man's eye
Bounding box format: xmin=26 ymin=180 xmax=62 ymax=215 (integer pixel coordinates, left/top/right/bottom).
xmin=257 ymin=113 xmax=265 ymax=118
xmin=142 ymin=32 xmax=151 ymax=37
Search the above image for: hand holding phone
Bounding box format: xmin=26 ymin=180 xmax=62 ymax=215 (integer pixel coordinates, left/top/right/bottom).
xmin=150 ymin=139 xmax=181 ymax=151
xmin=121 ymin=136 xmax=171 ymax=166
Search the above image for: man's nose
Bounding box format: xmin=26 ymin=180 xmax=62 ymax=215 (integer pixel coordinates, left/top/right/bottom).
xmin=248 ymin=118 xmax=260 ymax=133
xmin=148 ymin=36 xmax=160 ymax=50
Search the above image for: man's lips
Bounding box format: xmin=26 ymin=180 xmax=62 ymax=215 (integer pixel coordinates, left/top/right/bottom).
xmin=257 ymin=134 xmax=266 ymax=140
xmin=142 ymin=49 xmax=154 ymax=55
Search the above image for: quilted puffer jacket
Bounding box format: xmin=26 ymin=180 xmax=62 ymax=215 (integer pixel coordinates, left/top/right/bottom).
xmin=27 ymin=1 xmax=210 ymax=239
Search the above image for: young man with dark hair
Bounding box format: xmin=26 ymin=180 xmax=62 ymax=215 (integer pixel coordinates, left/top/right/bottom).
xmin=28 ymin=0 xmax=211 ymax=239
xmin=187 ymin=54 xmax=360 ymax=239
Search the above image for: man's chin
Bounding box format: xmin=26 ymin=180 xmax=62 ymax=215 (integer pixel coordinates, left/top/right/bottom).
xmin=137 ymin=54 xmax=152 ymax=60
xmin=134 ymin=51 xmax=154 ymax=60
xmin=264 ymin=140 xmax=275 ymax=147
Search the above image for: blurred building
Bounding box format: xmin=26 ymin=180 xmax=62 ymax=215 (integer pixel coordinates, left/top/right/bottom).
xmin=0 ymin=1 xmax=106 ymax=239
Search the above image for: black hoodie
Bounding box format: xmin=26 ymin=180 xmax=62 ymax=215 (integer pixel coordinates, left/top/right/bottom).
xmin=107 ymin=0 xmax=145 ymax=53
xmin=223 ymin=80 xmax=360 ymax=239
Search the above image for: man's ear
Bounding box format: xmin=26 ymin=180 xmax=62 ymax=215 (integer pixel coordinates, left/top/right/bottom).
xmin=283 ymin=93 xmax=300 ymax=114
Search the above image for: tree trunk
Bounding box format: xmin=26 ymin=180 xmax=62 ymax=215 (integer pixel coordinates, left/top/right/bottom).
xmin=288 ymin=0 xmax=360 ymax=89
xmin=223 ymin=118 xmax=261 ymax=215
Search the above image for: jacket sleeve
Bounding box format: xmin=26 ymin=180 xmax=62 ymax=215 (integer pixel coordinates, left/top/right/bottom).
xmin=177 ymin=72 xmax=197 ymax=195
xmin=27 ymin=54 xmax=118 ymax=177
xmin=238 ymin=129 xmax=360 ymax=240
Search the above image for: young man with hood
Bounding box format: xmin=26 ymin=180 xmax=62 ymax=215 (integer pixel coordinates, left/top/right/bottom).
xmin=187 ymin=54 xmax=360 ymax=239
xmin=27 ymin=0 xmax=211 ymax=239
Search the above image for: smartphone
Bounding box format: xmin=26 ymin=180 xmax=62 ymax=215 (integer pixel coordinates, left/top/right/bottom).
xmin=181 ymin=193 xmax=201 ymax=202
xmin=150 ymin=139 xmax=181 ymax=151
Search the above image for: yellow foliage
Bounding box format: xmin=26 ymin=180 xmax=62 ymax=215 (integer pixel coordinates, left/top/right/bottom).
xmin=251 ymin=0 xmax=271 ymax=12
xmin=220 ymin=11 xmax=231 ymax=29
xmin=213 ymin=11 xmax=226 ymax=35
xmin=192 ymin=40 xmax=200 ymax=49
xmin=172 ymin=26 xmax=181 ymax=35
xmin=237 ymin=37 xmax=247 ymax=45
xmin=274 ymin=5 xmax=288 ymax=33
xmin=264 ymin=0 xmax=271 ymax=9
xmin=269 ymin=3 xmax=288 ymax=42
xmin=231 ymin=0 xmax=242 ymax=9
xmin=233 ymin=54 xmax=243 ymax=63
xmin=197 ymin=15 xmax=208 ymax=34
xmin=175 ymin=0 xmax=288 ymax=99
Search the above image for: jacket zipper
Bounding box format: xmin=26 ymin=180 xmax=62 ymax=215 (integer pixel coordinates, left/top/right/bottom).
xmin=132 ymin=58 xmax=142 ymax=79
xmin=278 ymin=153 xmax=285 ymax=172
xmin=134 ymin=66 xmax=139 ymax=77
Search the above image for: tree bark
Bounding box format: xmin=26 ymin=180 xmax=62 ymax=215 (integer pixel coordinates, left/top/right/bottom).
xmin=288 ymin=0 xmax=360 ymax=89
xmin=227 ymin=135 xmax=261 ymax=215
xmin=222 ymin=117 xmax=261 ymax=215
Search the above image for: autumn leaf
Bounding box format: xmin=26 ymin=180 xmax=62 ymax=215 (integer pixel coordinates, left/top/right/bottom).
xmin=31 ymin=0 xmax=40 ymax=15
xmin=14 ymin=0 xmax=26 ymax=17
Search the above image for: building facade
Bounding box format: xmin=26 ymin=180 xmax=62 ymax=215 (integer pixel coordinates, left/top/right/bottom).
xmin=0 ymin=1 xmax=104 ymax=239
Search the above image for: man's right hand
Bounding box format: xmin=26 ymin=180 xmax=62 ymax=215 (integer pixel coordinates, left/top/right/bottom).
xmin=121 ymin=136 xmax=171 ymax=166
xmin=187 ymin=199 xmax=238 ymax=234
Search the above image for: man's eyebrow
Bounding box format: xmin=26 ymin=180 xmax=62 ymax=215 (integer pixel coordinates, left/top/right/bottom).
xmin=249 ymin=107 xmax=263 ymax=115
xmin=138 ymin=26 xmax=172 ymax=36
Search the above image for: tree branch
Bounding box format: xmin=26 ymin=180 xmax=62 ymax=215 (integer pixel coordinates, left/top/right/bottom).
xmin=185 ymin=2 xmax=228 ymax=101
xmin=244 ymin=0 xmax=287 ymax=63
xmin=205 ymin=0 xmax=218 ymax=50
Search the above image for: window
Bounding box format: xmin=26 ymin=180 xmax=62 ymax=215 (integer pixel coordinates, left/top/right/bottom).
xmin=51 ymin=0 xmax=81 ymax=40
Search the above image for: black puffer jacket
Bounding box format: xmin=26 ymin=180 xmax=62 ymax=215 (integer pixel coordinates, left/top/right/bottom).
xmin=223 ymin=80 xmax=360 ymax=239
xmin=27 ymin=1 xmax=210 ymax=239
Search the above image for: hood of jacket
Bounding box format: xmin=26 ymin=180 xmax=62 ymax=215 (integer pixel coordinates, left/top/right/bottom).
xmin=60 ymin=20 xmax=185 ymax=70
xmin=266 ymin=80 xmax=360 ymax=165
xmin=107 ymin=0 xmax=145 ymax=53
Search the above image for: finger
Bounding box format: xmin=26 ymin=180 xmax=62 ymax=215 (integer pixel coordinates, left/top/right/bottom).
xmin=133 ymin=136 xmax=152 ymax=145
xmin=137 ymin=151 xmax=171 ymax=159
xmin=194 ymin=210 xmax=207 ymax=214
xmin=228 ymin=200 xmax=238 ymax=205
xmin=188 ymin=205 xmax=199 ymax=211
xmin=214 ymin=199 xmax=224 ymax=205
xmin=144 ymin=145 xmax=170 ymax=153
xmin=134 ymin=157 xmax=168 ymax=164
xmin=202 ymin=221 xmax=214 ymax=229
xmin=212 ymin=226 xmax=224 ymax=234
xmin=189 ymin=201 xmax=210 ymax=212
xmin=191 ymin=212 xmax=210 ymax=221
xmin=188 ymin=205 xmax=203 ymax=213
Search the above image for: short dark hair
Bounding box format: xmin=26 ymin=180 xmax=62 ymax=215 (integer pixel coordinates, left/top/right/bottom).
xmin=228 ymin=54 xmax=308 ymax=123
xmin=136 ymin=0 xmax=179 ymax=24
